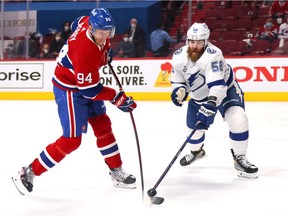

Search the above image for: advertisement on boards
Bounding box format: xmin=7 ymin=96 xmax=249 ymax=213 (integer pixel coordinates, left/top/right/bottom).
xmin=0 ymin=61 xmax=55 ymax=91
xmin=0 ymin=11 xmax=37 ymax=38
xmin=0 ymin=58 xmax=287 ymax=101
xmin=99 ymin=58 xmax=288 ymax=93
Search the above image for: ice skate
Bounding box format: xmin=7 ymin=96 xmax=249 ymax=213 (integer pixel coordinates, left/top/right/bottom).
xmin=11 ymin=165 xmax=35 ymax=195
xmin=231 ymin=149 xmax=258 ymax=179
xmin=180 ymin=148 xmax=206 ymax=166
xmin=109 ymin=167 xmax=136 ymax=189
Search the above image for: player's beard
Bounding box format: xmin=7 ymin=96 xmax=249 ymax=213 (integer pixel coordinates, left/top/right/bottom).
xmin=187 ymin=46 xmax=205 ymax=62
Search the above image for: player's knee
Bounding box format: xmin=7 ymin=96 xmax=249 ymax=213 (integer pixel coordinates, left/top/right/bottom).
xmin=89 ymin=113 xmax=112 ymax=138
xmin=225 ymin=106 xmax=248 ymax=132
xmin=56 ymin=136 xmax=82 ymax=154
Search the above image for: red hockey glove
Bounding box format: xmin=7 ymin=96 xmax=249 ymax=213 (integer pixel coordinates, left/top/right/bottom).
xmin=111 ymin=91 xmax=137 ymax=112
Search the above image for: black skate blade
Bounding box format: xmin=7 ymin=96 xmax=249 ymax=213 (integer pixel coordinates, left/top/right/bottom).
xmin=150 ymin=196 xmax=164 ymax=205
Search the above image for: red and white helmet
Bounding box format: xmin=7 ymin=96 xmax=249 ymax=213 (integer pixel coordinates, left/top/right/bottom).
xmin=187 ymin=22 xmax=210 ymax=46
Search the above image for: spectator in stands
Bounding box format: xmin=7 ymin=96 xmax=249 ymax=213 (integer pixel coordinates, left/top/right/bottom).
xmin=241 ymin=1 xmax=259 ymax=19
xmin=116 ymin=33 xmax=134 ymax=58
xmin=14 ymin=32 xmax=38 ymax=59
xmin=4 ymin=40 xmax=14 ymax=59
xmin=241 ymin=0 xmax=256 ymax=8
xmin=278 ymin=15 xmax=288 ymax=46
xmin=260 ymin=0 xmax=274 ymax=8
xmin=150 ymin=22 xmax=178 ymax=57
xmin=124 ymin=18 xmax=146 ymax=57
xmin=36 ymin=43 xmax=54 ymax=59
xmin=11 ymin=38 xmax=22 ymax=58
xmin=62 ymin=21 xmax=72 ymax=41
xmin=253 ymin=17 xmax=279 ymax=42
xmin=217 ymin=0 xmax=232 ymax=8
xmin=49 ymin=32 xmax=65 ymax=58
xmin=161 ymin=0 xmax=178 ymax=31
xmin=196 ymin=0 xmax=204 ymax=9
xmin=268 ymin=0 xmax=288 ymax=24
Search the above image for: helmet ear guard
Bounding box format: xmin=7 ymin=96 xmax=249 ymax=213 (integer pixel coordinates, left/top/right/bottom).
xmin=109 ymin=26 xmax=116 ymax=39
xmin=186 ymin=22 xmax=210 ymax=46
xmin=89 ymin=8 xmax=116 ymax=38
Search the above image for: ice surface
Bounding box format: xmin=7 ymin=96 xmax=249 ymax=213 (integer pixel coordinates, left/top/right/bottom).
xmin=1 ymin=100 xmax=287 ymax=216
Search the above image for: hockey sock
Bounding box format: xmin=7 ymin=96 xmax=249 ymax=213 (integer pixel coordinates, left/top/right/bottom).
xmin=31 ymin=136 xmax=81 ymax=176
xmin=89 ymin=114 xmax=122 ymax=168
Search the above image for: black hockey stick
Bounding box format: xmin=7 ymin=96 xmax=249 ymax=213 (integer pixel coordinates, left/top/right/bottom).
xmin=147 ymin=121 xmax=201 ymax=205
xmin=107 ymin=61 xmax=145 ymax=200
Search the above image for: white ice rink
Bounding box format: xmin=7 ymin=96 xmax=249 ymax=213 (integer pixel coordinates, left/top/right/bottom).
xmin=1 ymin=100 xmax=287 ymax=216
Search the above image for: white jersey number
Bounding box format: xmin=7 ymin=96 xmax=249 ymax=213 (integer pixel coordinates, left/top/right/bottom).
xmin=77 ymin=73 xmax=92 ymax=84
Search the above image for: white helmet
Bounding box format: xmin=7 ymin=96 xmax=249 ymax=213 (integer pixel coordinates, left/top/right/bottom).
xmin=187 ymin=22 xmax=210 ymax=46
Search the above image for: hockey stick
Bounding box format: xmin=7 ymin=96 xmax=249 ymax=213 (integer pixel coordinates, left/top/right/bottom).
xmin=147 ymin=121 xmax=201 ymax=205
xmin=107 ymin=61 xmax=145 ymax=200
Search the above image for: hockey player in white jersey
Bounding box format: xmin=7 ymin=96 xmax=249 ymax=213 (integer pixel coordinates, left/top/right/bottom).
xmin=170 ymin=22 xmax=258 ymax=179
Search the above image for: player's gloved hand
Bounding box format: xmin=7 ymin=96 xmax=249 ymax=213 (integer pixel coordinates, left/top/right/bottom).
xmin=196 ymin=103 xmax=217 ymax=129
xmin=107 ymin=48 xmax=113 ymax=63
xmin=171 ymin=87 xmax=188 ymax=107
xmin=111 ymin=91 xmax=137 ymax=112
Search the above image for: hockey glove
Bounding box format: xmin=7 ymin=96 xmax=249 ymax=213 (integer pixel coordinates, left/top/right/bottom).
xmin=107 ymin=48 xmax=113 ymax=64
xmin=111 ymin=91 xmax=137 ymax=112
xmin=171 ymin=87 xmax=188 ymax=107
xmin=196 ymin=103 xmax=217 ymax=129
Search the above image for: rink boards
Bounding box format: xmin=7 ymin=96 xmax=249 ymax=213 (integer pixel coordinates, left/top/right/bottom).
xmin=0 ymin=57 xmax=287 ymax=101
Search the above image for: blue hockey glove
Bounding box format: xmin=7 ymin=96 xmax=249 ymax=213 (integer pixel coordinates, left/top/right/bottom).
xmin=107 ymin=48 xmax=113 ymax=63
xmin=171 ymin=87 xmax=188 ymax=107
xmin=111 ymin=91 xmax=137 ymax=112
xmin=196 ymin=103 xmax=217 ymax=129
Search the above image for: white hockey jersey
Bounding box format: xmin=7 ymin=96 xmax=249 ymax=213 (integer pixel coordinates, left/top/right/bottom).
xmin=170 ymin=42 xmax=235 ymax=106
xmin=278 ymin=22 xmax=288 ymax=39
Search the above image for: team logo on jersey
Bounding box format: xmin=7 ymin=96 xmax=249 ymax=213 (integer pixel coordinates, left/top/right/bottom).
xmin=183 ymin=65 xmax=187 ymax=73
xmin=154 ymin=62 xmax=172 ymax=87
xmin=81 ymin=125 xmax=87 ymax=133
xmin=174 ymin=47 xmax=183 ymax=55
xmin=207 ymin=48 xmax=216 ymax=54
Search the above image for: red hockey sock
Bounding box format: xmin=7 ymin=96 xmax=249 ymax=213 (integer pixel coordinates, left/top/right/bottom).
xmin=31 ymin=136 xmax=81 ymax=176
xmin=89 ymin=114 xmax=122 ymax=169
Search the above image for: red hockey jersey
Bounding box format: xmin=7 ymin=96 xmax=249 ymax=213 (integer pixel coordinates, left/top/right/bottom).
xmin=53 ymin=16 xmax=115 ymax=100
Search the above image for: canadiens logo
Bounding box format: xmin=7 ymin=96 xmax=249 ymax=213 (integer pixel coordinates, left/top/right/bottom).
xmin=207 ymin=48 xmax=216 ymax=54
xmin=81 ymin=125 xmax=87 ymax=132
xmin=283 ymin=29 xmax=288 ymax=35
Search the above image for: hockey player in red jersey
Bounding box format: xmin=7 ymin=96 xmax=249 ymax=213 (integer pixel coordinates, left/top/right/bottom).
xmin=12 ymin=8 xmax=137 ymax=195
